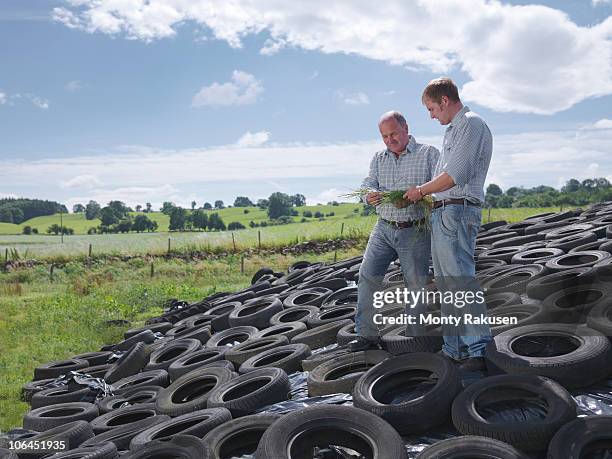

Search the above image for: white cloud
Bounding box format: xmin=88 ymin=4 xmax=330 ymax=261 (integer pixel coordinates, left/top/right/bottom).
xmin=0 ymin=92 xmax=49 ymax=109
xmin=30 ymin=96 xmax=49 ymax=110
xmin=53 ymin=0 xmax=612 ymax=115
xmin=60 ymin=174 xmax=103 ymax=189
xmin=236 ymin=130 xmax=271 ymax=147
xmin=592 ymin=0 xmax=611 ymax=5
xmin=65 ymin=80 xmax=83 ymax=91
xmin=307 ymin=188 xmax=349 ymax=206
xmin=260 ymin=38 xmax=286 ymax=55
xmin=192 ymin=70 xmax=263 ymax=107
xmin=0 ymin=92 xmax=6 ymax=105
xmin=309 ymin=71 xmax=319 ymax=80
xmin=592 ymin=119 xmax=612 ymax=129
xmin=338 ymin=91 xmax=370 ymax=106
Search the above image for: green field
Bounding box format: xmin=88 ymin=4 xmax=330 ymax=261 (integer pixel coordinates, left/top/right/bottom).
xmin=0 ymin=248 xmax=363 ymax=431
xmin=0 ymin=206 xmax=568 ymax=261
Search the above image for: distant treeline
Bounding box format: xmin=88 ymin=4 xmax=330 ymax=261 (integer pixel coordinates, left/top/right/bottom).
xmin=486 ymin=177 xmax=612 ymax=208
xmin=0 ymin=198 xmax=67 ymax=224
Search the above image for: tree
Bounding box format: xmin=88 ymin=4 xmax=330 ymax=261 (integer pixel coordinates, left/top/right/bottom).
xmin=582 ymin=178 xmax=596 ymax=190
xmin=115 ymin=218 xmax=133 ymax=233
xmin=314 ymin=211 xmax=324 ymax=218
xmin=292 ymin=194 xmax=306 ymax=207
xmin=135 ymin=204 xmax=142 ymax=212
xmin=85 ymin=200 xmax=101 ymax=220
xmin=73 ymin=204 xmax=85 ymax=213
xmin=234 ymin=196 xmax=254 ymax=207
xmin=303 ymin=210 xmax=313 ymax=218
xmin=100 ymin=207 xmax=118 ymax=226
xmin=189 ymin=209 xmax=208 ymax=230
xmin=22 ymin=225 xmax=32 ymax=235
xmin=207 ymin=213 xmax=226 ymax=231
xmin=214 ymin=200 xmax=225 ymax=210
xmin=203 ymin=202 xmax=212 ymax=210
xmin=486 ymin=184 xmax=503 ymax=196
xmin=597 ymin=177 xmax=610 ymax=188
xmin=145 ymin=202 xmax=152 ymax=213
xmin=133 ymin=215 xmax=155 ymax=232
xmin=161 ymin=201 xmax=176 ymax=215
xmin=228 ymin=221 xmax=246 ymax=230
xmin=169 ymin=207 xmax=187 ymax=231
xmin=562 ymin=179 xmax=581 ymax=193
xmin=267 ymin=192 xmax=292 ymax=219
xmin=108 ymin=200 xmax=130 ymax=219
xmin=191 ymin=201 xmax=197 ymax=210
xmin=0 ymin=207 xmax=13 ymax=223
xmin=256 ymin=199 xmax=269 ymax=209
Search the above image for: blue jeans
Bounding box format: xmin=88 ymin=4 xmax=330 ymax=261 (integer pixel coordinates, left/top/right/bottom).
xmin=431 ymin=203 xmax=492 ymax=359
xmin=355 ymin=219 xmax=431 ymax=338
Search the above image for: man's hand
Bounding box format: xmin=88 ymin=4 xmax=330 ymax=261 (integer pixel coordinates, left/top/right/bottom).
xmin=403 ymin=186 xmax=422 ymax=203
xmin=366 ymin=191 xmax=383 ymax=206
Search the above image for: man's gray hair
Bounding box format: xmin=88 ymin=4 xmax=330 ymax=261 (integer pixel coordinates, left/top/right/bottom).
xmin=379 ymin=111 xmax=408 ymax=130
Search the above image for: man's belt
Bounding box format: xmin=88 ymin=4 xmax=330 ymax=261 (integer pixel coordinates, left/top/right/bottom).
xmin=380 ymin=217 xmax=424 ymax=228
xmin=432 ymin=198 xmax=481 ymax=209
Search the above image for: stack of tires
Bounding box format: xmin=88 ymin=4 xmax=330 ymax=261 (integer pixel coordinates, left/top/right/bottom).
xmin=7 ymin=203 xmax=612 ymax=458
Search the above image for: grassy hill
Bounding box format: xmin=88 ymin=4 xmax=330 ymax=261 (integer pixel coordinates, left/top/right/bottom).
xmin=0 ymin=204 xmax=363 ymax=235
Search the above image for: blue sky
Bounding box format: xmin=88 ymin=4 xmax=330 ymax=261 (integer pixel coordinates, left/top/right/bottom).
xmin=1 ymin=0 xmax=611 ymax=210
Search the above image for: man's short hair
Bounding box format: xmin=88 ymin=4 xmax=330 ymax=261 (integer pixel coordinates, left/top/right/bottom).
xmin=379 ymin=111 xmax=408 ymax=130
xmin=422 ymin=77 xmax=460 ymax=104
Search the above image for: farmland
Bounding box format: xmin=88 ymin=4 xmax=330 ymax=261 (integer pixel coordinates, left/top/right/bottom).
xmin=0 ymin=205 xmax=565 ymax=261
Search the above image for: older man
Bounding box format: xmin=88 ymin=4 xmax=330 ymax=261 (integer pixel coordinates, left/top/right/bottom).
xmin=349 ymin=111 xmax=439 ymax=352
xmin=404 ymin=77 xmax=492 ymax=371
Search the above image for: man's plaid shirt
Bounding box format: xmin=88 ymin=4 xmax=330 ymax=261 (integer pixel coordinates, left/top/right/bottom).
xmin=361 ymin=135 xmax=439 ymax=222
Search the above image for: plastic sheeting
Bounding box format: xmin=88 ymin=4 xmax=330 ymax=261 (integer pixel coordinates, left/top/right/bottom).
xmin=31 ymin=370 xmax=115 ymax=403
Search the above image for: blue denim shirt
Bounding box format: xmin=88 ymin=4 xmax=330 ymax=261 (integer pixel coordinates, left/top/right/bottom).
xmin=433 ymin=106 xmax=492 ymax=204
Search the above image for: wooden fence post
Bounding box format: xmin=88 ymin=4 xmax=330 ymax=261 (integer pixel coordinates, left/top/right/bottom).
xmin=258 ymin=231 xmax=261 ymax=249
xmin=334 ymin=250 xmax=338 ymax=262
xmin=167 ymin=238 xmax=171 ymax=254
xmin=340 ymin=222 xmax=345 ymax=237
xmin=88 ymin=244 xmax=92 ymax=258
xmin=232 ymin=232 xmax=236 ymax=252
xmin=150 ymin=262 xmax=154 ymax=278
xmin=49 ymin=264 xmax=54 ymax=281
xmin=4 ymin=248 xmax=7 ymax=262
xmin=241 ymin=256 xmax=245 ymax=274
xmin=487 ymin=206 xmax=492 ymax=223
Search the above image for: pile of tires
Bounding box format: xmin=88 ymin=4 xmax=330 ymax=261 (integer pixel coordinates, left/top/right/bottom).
xmin=8 ymin=203 xmax=612 ymax=457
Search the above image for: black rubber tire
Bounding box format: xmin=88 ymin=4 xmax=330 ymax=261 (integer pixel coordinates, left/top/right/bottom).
xmin=481 ymin=264 xmax=547 ymax=295
xmin=79 ymin=363 xmax=112 ymax=379
xmin=352 ymin=353 xmax=461 ymax=434
xmin=174 ymin=313 xmax=215 ymax=330
xmin=416 ymin=436 xmax=529 ymax=459
xmin=97 ymin=385 xmax=163 ymax=414
xmin=256 ymin=405 xmax=408 ymax=459
xmin=295 ymin=277 xmax=348 ymax=291
xmin=205 ymin=326 xmax=259 ymax=348
xmin=451 ymin=374 xmax=576 ymax=451
xmin=166 ymin=325 xmax=212 ymax=345
xmin=587 ymin=296 xmax=612 ymax=335
xmin=251 ymin=322 xmax=307 ymax=340
xmin=546 ymin=416 xmax=612 ymax=459
xmin=481 ymin=220 xmax=508 ymax=231
xmin=282 ymin=288 xmax=332 ymax=308
xmin=33 ymin=359 xmax=89 ymax=381
xmin=111 ymin=369 xmax=169 ymax=392
xmin=380 ymin=327 xmax=443 ymax=355
xmin=301 ymin=345 xmax=352 ymax=372
xmin=485 ymin=323 xmax=612 ymax=388
xmin=167 ymin=347 xmax=228 ymax=381
xmin=600 ymin=240 xmax=612 ymax=254
xmin=290 ymin=319 xmax=354 ymax=349
xmin=30 ymin=385 xmax=94 ymax=409
xmin=205 ymin=301 xmax=242 ymax=333
xmin=541 ymin=284 xmax=610 ymax=322
xmin=0 ymin=448 xmax=18 ymax=459
xmin=273 ymin=267 xmax=317 ymax=286
xmin=113 ymin=330 xmax=156 ymax=352
xmin=525 ymin=267 xmax=596 ymax=300
xmin=510 ymin=247 xmax=564 ymax=265
xmin=206 ymin=367 xmax=290 ymax=417
xmin=70 ymin=351 xmax=113 ymax=367
xmin=546 ymin=231 xmax=597 ymax=251
xmin=42 ymin=441 xmax=118 ymax=459
xmin=201 ymin=413 xmax=281 ymax=459
xmin=124 ymin=322 xmax=173 ymax=339
xmin=307 ymin=304 xmax=357 ymax=328
xmin=489 ymin=302 xmax=548 ymax=335
xmin=269 ymin=305 xmax=319 ymax=326
xmin=155 ymin=366 xmax=235 ymax=417
xmin=336 ymin=321 xmax=359 ymax=345
xmin=490 ymin=233 xmax=546 ymax=249
xmin=319 ymin=286 xmax=358 ymax=308
xmin=479 ymin=246 xmax=526 ymax=263
xmin=79 ymin=416 xmax=170 ymax=451
xmin=544 ymin=250 xmax=611 ymax=272
xmin=227 ymin=297 xmax=283 ymax=329
xmin=23 ymin=402 xmax=99 ymax=431
xmin=307 ymin=350 xmax=389 ymax=396
xmin=224 ymin=336 xmax=289 ymax=366
xmin=543 ymin=223 xmax=594 ymax=241
xmin=145 ymin=339 xmax=202 ymax=371
xmin=238 ymin=343 xmax=311 ymax=374
xmin=569 ymin=238 xmax=608 ymax=254
xmin=21 ymin=378 xmax=57 ymax=403
xmin=124 ymin=434 xmax=206 ymax=458
xmin=89 ymin=403 xmax=157 ymax=434
xmin=485 ymin=292 xmax=522 ymax=310
xmin=252 ymin=267 xmax=274 ymax=285
xmin=12 ymin=421 xmax=95 ymax=459
xmin=104 ymin=342 xmax=150 ymax=384
xmin=129 ymin=408 xmax=232 ymax=448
